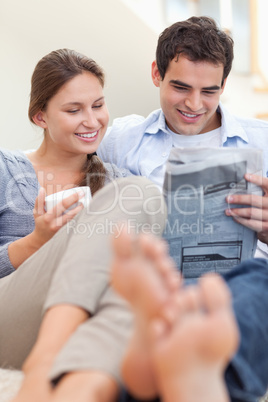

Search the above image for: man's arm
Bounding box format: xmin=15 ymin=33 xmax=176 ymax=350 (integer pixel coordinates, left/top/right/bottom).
xmin=225 ymin=173 xmax=268 ymax=245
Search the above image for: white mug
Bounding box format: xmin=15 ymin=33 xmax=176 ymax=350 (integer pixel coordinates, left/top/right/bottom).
xmin=45 ymin=186 xmax=91 ymax=212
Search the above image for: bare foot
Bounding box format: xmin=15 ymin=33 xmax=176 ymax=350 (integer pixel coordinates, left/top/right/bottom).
xmin=111 ymin=226 xmax=181 ymax=321
xmin=110 ymin=228 xmax=181 ymax=399
xmin=149 ymin=274 xmax=240 ymax=402
xmin=50 ymin=371 xmax=118 ymax=402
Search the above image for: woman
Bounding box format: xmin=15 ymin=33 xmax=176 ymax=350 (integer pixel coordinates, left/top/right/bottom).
xmin=0 ymin=49 xmax=166 ymax=402
xmin=1 ymin=48 xmax=129 ymax=276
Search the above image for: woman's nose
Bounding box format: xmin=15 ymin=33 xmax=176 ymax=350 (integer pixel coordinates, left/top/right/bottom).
xmin=82 ymin=110 xmax=98 ymax=127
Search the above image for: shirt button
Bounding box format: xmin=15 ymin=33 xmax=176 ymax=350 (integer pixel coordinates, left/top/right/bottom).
xmin=162 ymin=152 xmax=167 ymax=157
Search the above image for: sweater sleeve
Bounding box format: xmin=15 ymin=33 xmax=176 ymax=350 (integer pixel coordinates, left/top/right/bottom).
xmin=0 ymin=149 xmax=37 ymax=278
xmin=0 ymin=242 xmax=15 ymax=278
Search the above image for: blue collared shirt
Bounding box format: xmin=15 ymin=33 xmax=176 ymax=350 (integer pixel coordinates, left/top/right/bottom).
xmin=98 ymin=103 xmax=268 ymax=258
xmin=99 ymin=103 xmax=268 ymax=183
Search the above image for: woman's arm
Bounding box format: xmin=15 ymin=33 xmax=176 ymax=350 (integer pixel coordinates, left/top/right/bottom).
xmin=8 ymin=188 xmax=85 ymax=269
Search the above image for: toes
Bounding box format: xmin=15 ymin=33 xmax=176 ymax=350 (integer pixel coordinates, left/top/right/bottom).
xmin=111 ymin=223 xmax=133 ymax=259
xmin=139 ymin=233 xmax=168 ymax=264
xmin=139 ymin=233 xmax=180 ymax=292
xmin=199 ymin=274 xmax=231 ymax=313
xmin=162 ymin=285 xmax=202 ymax=328
xmin=176 ymin=285 xmax=202 ymax=314
xmin=110 ymin=224 xmax=135 ymax=296
xmin=165 ymin=269 xmax=182 ymax=292
xmin=149 ymin=317 xmax=169 ymax=343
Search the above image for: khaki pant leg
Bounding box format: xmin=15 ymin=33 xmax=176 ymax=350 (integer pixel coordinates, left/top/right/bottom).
xmin=0 ymin=221 xmax=73 ymax=368
xmin=49 ymin=287 xmax=132 ymax=385
xmin=46 ymin=176 xmax=166 ymax=383
xmin=0 ymin=176 xmax=166 ymax=375
xmin=44 ymin=176 xmax=166 ymax=313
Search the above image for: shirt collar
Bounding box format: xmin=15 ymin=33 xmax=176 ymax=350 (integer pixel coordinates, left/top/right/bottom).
xmin=218 ymin=102 xmax=249 ymax=144
xmin=144 ymin=104 xmax=249 ymax=144
xmin=146 ymin=109 xmax=170 ymax=135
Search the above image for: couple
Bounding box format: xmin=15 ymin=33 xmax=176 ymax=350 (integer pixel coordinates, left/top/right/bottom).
xmin=1 ymin=15 xmax=268 ymax=402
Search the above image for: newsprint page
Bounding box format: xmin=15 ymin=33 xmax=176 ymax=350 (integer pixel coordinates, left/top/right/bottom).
xmin=163 ymin=148 xmax=263 ymax=280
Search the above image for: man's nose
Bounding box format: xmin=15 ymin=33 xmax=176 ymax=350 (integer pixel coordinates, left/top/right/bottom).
xmin=184 ymin=92 xmax=202 ymax=111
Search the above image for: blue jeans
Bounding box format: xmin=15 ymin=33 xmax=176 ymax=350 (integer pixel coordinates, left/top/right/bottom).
xmin=119 ymin=258 xmax=268 ymax=402
xmin=224 ymin=258 xmax=268 ymax=401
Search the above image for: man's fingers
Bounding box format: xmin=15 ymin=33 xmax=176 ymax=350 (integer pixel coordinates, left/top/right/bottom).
xmin=245 ymin=173 xmax=268 ymax=190
xmin=226 ymin=207 xmax=268 ymax=233
xmin=231 ymin=216 xmax=263 ymax=232
xmin=226 ymin=193 xmax=268 ymax=209
xmin=226 ymin=206 xmax=266 ymax=221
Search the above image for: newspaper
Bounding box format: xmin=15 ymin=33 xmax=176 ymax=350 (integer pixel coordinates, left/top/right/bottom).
xmin=162 ymin=148 xmax=263 ymax=280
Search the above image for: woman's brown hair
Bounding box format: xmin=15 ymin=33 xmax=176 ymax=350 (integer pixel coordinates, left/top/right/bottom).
xmin=28 ymin=48 xmax=107 ymax=194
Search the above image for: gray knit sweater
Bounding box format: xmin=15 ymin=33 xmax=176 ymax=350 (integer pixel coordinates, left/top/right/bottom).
xmin=0 ymin=148 xmax=131 ymax=278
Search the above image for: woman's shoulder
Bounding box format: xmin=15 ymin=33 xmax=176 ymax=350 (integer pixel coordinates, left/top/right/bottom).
xmin=0 ymin=148 xmax=30 ymax=169
xmin=0 ymin=148 xmax=37 ymax=195
xmin=104 ymin=162 xmax=132 ymax=181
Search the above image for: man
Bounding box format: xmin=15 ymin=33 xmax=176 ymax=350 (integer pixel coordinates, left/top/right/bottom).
xmin=111 ymin=229 xmax=240 ymax=402
xmin=99 ymin=16 xmax=268 ymax=402
xmin=98 ymin=16 xmax=268 ymax=253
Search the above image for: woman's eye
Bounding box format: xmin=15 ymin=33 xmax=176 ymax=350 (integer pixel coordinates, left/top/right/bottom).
xmin=93 ymin=105 xmax=102 ymax=109
xmin=67 ymin=110 xmax=79 ymax=114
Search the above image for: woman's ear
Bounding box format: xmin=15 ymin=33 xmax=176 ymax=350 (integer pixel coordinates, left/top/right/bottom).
xmin=151 ymin=60 xmax=162 ymax=88
xmin=32 ymin=112 xmax=47 ymax=128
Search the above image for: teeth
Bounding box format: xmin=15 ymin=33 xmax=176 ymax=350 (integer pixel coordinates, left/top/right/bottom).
xmin=181 ymin=111 xmax=198 ymax=118
xmin=76 ymin=132 xmax=97 ymax=138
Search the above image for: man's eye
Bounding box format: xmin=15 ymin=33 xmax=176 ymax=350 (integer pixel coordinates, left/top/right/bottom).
xmin=203 ymin=91 xmax=216 ymax=95
xmin=174 ymin=86 xmax=187 ymax=91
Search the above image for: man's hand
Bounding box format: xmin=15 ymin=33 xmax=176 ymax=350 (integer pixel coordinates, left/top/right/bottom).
xmin=225 ymin=173 xmax=268 ymax=245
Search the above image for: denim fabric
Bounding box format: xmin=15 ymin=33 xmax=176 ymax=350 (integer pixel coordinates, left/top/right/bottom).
xmin=119 ymin=258 xmax=268 ymax=402
xmin=224 ymin=258 xmax=268 ymax=401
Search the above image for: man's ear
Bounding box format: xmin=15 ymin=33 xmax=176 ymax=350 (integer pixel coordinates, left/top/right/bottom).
xmin=151 ymin=61 xmax=162 ymax=87
xmin=32 ymin=112 xmax=47 ymax=128
xmin=221 ymin=78 xmax=227 ymax=94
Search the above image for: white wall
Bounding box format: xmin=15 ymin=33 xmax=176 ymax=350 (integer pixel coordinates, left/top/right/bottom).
xmin=120 ymin=0 xmax=167 ymax=33
xmin=0 ymin=0 xmax=159 ymax=150
xmin=257 ymin=0 xmax=268 ymax=81
xmin=1 ymin=0 xmax=268 ymax=151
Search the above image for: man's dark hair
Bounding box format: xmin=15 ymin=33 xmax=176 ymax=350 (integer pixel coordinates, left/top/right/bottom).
xmin=156 ymin=16 xmax=234 ymax=85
